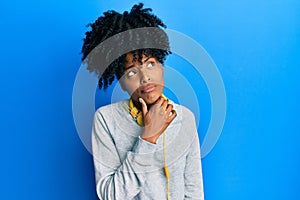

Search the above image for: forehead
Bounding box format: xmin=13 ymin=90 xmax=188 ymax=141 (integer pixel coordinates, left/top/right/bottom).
xmin=124 ymin=53 xmax=151 ymax=66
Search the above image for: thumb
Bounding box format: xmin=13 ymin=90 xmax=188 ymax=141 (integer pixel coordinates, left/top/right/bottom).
xmin=139 ymin=98 xmax=148 ymax=116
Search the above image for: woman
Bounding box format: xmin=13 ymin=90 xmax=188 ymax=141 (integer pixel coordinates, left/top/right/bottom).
xmin=81 ymin=3 xmax=204 ymax=200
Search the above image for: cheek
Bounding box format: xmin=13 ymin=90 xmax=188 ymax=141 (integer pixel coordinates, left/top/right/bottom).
xmin=155 ymin=68 xmax=164 ymax=84
xmin=122 ymin=80 xmax=139 ymax=95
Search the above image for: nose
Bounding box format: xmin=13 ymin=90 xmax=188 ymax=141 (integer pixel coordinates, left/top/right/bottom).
xmin=139 ymin=68 xmax=150 ymax=84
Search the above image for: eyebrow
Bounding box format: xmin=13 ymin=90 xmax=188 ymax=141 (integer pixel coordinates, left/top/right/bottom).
xmin=124 ymin=65 xmax=135 ymax=71
xmin=144 ymin=57 xmax=151 ymax=63
xmin=124 ymin=57 xmax=152 ymax=70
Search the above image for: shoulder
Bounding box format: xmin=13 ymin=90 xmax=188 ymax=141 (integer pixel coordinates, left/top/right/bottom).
xmin=93 ymin=100 xmax=129 ymax=124
xmin=95 ymin=100 xmax=129 ymax=115
xmin=172 ymin=102 xmax=196 ymax=122
xmin=170 ymin=102 xmax=198 ymax=140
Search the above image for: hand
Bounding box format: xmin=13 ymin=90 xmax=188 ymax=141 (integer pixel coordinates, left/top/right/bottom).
xmin=139 ymin=96 xmax=177 ymax=144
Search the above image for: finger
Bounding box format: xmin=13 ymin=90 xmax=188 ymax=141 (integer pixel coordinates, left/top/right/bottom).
xmin=165 ymin=104 xmax=173 ymax=116
xmin=139 ymin=98 xmax=148 ymax=116
xmin=155 ymin=96 xmax=164 ymax=106
xmin=161 ymin=99 xmax=168 ymax=110
xmin=167 ymin=110 xmax=177 ymax=123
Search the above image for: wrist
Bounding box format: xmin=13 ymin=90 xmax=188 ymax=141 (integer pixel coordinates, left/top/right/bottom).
xmin=141 ymin=131 xmax=159 ymax=144
xmin=141 ymin=136 xmax=156 ymax=144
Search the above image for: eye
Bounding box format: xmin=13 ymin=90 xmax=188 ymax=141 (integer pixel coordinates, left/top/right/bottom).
xmin=147 ymin=61 xmax=155 ymax=68
xmin=126 ymin=70 xmax=136 ymax=78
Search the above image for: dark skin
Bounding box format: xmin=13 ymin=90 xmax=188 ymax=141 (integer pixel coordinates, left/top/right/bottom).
xmin=120 ymin=53 xmax=177 ymax=144
xmin=139 ymin=96 xmax=177 ymax=143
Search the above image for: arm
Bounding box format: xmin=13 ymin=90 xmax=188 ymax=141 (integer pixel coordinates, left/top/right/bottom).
xmin=92 ymin=110 xmax=158 ymax=200
xmin=184 ymin=123 xmax=204 ymax=199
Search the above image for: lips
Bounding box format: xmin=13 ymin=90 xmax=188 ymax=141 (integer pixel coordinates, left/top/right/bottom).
xmin=141 ymin=84 xmax=156 ymax=93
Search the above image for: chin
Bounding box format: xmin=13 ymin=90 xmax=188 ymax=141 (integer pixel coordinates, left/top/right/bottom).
xmin=142 ymin=92 xmax=161 ymax=105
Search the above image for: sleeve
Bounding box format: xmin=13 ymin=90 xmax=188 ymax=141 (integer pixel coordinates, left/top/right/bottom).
xmin=183 ymin=117 xmax=205 ymax=199
xmin=91 ymin=110 xmax=160 ymax=200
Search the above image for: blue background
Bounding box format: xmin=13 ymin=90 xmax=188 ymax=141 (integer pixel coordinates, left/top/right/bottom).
xmin=1 ymin=0 xmax=299 ymax=199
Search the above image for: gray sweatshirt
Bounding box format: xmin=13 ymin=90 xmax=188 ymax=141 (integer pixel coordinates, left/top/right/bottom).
xmin=92 ymin=100 xmax=204 ymax=200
